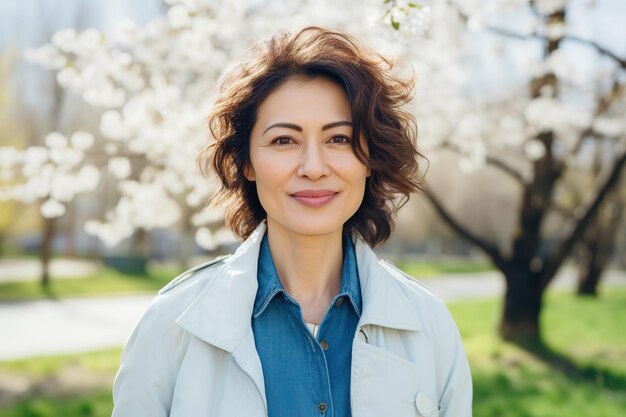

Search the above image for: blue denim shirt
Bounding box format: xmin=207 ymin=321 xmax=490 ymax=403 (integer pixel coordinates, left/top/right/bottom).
xmin=252 ymin=231 xmax=362 ymax=417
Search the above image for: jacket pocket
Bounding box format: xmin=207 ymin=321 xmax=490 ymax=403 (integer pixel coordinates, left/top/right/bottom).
xmin=351 ymin=340 xmax=439 ymax=417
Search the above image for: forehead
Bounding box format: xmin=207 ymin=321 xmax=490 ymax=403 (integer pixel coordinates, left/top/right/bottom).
xmin=255 ymin=77 xmax=352 ymax=126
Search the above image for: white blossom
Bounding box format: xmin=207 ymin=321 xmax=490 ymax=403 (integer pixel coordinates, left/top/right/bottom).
xmin=23 ymin=44 xmax=67 ymax=68
xmin=191 ymin=207 xmax=225 ymax=226
xmin=524 ymin=139 xmax=547 ymax=161
xmin=213 ymin=227 xmax=237 ymax=246
xmin=71 ymin=132 xmax=95 ymax=150
xmin=41 ymin=199 xmax=66 ymax=218
xmin=77 ymin=165 xmax=101 ymax=191
xmin=100 ymin=110 xmax=130 ymax=141
xmin=8 ymin=0 xmax=622 ymax=252
xmin=593 ymin=117 xmax=624 ymax=138
xmin=0 ymin=147 xmax=21 ymax=168
xmin=108 ymin=157 xmax=132 ymax=180
xmin=195 ymin=227 xmax=217 ymax=251
xmin=45 ymin=132 xmax=68 ymax=149
xmin=168 ymin=4 xmax=192 ymax=29
xmin=50 ymin=173 xmax=77 ymax=202
xmin=534 ymin=0 xmax=567 ymax=16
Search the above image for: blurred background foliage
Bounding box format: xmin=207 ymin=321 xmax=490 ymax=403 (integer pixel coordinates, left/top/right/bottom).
xmin=0 ymin=0 xmax=625 ymax=416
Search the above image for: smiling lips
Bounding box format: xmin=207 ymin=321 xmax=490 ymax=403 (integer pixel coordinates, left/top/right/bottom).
xmin=290 ymin=190 xmax=338 ymax=207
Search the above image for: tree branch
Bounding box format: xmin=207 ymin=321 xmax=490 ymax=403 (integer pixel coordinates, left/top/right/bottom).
xmin=568 ymin=77 xmax=625 ymax=158
xmin=541 ymin=147 xmax=626 ymax=289
xmin=439 ymin=142 xmax=526 ymax=185
xmin=453 ymin=8 xmax=626 ymax=70
xmin=424 ymin=186 xmax=508 ymax=269
xmin=565 ymin=35 xmax=626 ymax=71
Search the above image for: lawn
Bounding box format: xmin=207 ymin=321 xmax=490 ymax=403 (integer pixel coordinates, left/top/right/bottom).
xmin=450 ymin=288 xmax=626 ymax=417
xmin=0 ymin=266 xmax=180 ymax=301
xmin=395 ymin=258 xmax=494 ymax=278
xmin=0 ymin=258 xmax=492 ymax=301
xmin=1 ymin=288 xmax=625 ymax=416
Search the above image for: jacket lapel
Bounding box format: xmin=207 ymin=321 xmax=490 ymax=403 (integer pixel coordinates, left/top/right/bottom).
xmin=176 ymin=222 xmax=266 ymax=352
xmin=353 ymin=237 xmax=422 ymax=332
xmin=175 ymin=219 xmax=423 ymax=416
xmin=176 ymin=221 xmax=269 ymax=414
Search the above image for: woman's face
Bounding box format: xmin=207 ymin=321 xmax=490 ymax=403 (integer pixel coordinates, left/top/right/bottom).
xmin=246 ymin=76 xmax=371 ymax=239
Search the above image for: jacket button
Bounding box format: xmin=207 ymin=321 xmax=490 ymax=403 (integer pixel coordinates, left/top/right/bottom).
xmin=320 ymin=340 xmax=329 ymax=350
xmin=415 ymin=392 xmax=433 ymax=416
xmin=317 ymin=402 xmax=328 ymax=413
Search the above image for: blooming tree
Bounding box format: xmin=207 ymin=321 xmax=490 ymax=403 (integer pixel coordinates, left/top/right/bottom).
xmin=2 ymin=0 xmax=623 ymax=342
xmin=386 ymin=0 xmax=626 ymax=340
xmin=0 ymin=0 xmax=398 ymax=266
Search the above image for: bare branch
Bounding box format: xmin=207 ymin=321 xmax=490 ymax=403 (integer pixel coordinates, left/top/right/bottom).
xmin=565 ymin=35 xmax=626 ymax=71
xmin=541 ymin=147 xmax=626 ymax=289
xmin=424 ymin=186 xmax=508 ymax=269
xmin=439 ymin=142 xmax=526 ymax=185
xmin=568 ymin=77 xmax=625 ymax=158
xmin=453 ymin=8 xmax=626 ymax=70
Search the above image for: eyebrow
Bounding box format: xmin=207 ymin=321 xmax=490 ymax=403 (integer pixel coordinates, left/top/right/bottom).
xmin=262 ymin=121 xmax=353 ymax=135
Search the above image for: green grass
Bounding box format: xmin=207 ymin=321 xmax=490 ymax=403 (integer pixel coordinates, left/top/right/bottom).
xmin=449 ymin=287 xmax=626 ymax=417
xmin=0 ymin=349 xmax=120 ymax=417
xmin=395 ymin=259 xmax=494 ymax=278
xmin=0 ymin=258 xmax=492 ymax=301
xmin=0 ymin=267 xmax=181 ymax=301
xmin=0 ymin=391 xmax=114 ymax=417
xmin=0 ymin=349 xmax=121 ymax=377
xmin=1 ymin=288 xmax=625 ymax=416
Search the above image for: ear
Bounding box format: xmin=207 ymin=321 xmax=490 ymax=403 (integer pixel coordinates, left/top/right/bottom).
xmin=244 ymin=163 xmax=255 ymax=181
xmin=366 ymin=167 xmax=372 ymax=178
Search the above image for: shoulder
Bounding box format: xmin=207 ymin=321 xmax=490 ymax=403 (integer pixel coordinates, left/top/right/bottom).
xmin=138 ymin=254 xmax=232 ymax=327
xmin=378 ymin=259 xmax=459 ymax=330
xmin=378 ymin=259 xmax=441 ymax=304
xmin=158 ymin=254 xmax=232 ymax=295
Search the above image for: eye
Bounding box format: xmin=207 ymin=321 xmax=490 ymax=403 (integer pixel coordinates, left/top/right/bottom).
xmin=272 ymin=136 xmax=295 ymax=145
xmin=329 ymin=135 xmax=352 ymax=144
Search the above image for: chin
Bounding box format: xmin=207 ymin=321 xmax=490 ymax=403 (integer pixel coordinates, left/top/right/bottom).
xmin=272 ymin=217 xmax=347 ymax=238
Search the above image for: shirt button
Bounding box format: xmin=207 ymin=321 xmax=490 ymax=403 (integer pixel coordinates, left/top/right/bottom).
xmin=317 ymin=402 xmax=328 ymax=413
xmin=320 ymin=340 xmax=329 ymax=350
xmin=335 ymin=297 xmax=344 ymax=307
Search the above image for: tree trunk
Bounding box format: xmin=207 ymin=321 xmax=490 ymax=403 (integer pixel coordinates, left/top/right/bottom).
xmin=64 ymin=200 xmax=76 ymax=258
xmin=577 ymin=189 xmax=623 ymax=296
xmin=40 ymin=216 xmax=56 ymax=288
xmin=499 ymin=265 xmax=543 ymax=342
xmin=178 ymin=205 xmax=193 ymax=270
xmin=577 ymin=255 xmax=603 ymax=296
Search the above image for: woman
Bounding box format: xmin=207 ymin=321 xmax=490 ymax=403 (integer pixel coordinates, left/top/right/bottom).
xmin=112 ymin=26 xmax=472 ymax=417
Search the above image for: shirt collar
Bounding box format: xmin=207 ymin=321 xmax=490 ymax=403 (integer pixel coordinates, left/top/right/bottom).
xmin=253 ymin=230 xmax=362 ymax=318
xmin=176 ymin=220 xmax=421 ymax=354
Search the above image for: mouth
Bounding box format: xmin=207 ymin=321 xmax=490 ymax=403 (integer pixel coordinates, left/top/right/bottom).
xmin=290 ymin=190 xmax=338 ymax=208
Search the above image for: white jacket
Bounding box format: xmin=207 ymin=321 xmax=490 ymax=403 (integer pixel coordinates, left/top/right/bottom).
xmin=112 ymin=221 xmax=472 ymax=417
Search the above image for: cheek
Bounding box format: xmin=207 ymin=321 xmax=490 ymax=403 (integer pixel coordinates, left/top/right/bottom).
xmin=339 ymin=153 xmax=370 ymax=182
xmin=253 ymin=155 xmax=285 ymax=183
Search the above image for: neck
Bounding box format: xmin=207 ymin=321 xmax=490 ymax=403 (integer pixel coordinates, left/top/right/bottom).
xmin=265 ymin=218 xmax=344 ymax=323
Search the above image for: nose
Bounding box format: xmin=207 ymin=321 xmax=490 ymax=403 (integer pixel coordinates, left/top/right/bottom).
xmin=296 ymin=142 xmax=330 ymax=180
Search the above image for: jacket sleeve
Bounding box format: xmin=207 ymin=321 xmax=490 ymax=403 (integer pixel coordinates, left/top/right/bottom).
xmin=435 ymin=302 xmax=473 ymax=417
xmin=112 ymin=298 xmax=175 ymax=417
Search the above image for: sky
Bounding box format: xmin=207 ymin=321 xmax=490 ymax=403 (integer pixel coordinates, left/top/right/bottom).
xmin=0 ymin=0 xmax=165 ymax=50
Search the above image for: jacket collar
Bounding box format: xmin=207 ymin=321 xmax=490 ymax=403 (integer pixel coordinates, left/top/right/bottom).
xmin=176 ymin=220 xmax=421 ymax=353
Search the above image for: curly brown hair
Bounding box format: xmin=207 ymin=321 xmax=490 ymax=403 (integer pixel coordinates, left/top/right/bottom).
xmin=197 ymin=26 xmax=424 ymax=247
